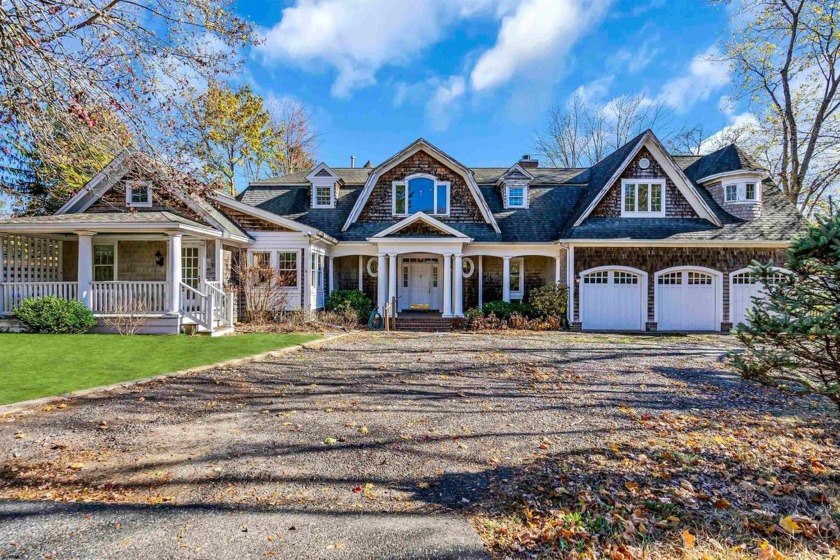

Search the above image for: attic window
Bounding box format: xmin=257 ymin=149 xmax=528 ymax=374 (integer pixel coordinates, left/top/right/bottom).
xmin=392 ymin=175 xmax=449 ymax=216
xmin=621 ymin=179 xmax=664 ymax=217
xmin=126 ymin=181 xmax=152 ymax=208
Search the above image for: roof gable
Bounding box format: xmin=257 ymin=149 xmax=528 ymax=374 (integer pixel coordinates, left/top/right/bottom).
xmin=570 ymin=130 xmax=722 ymax=227
xmin=371 ymin=212 xmax=470 ymax=239
xmin=342 ymin=138 xmax=500 ymax=233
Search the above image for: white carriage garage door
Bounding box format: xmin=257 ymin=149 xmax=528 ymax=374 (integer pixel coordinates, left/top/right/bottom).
xmin=730 ymin=270 xmax=787 ymax=327
xmin=656 ymin=270 xmax=718 ymax=331
xmin=580 ymin=269 xmax=645 ymax=331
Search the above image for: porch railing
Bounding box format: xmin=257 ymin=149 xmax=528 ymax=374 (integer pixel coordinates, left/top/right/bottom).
xmin=0 ymin=282 xmax=78 ymax=314
xmin=91 ymin=281 xmax=168 ymax=315
xmin=180 ymin=282 xmax=212 ymax=329
xmin=205 ymin=282 xmax=234 ymax=327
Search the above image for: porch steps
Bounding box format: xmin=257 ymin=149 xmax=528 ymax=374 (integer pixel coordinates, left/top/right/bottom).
xmin=393 ymin=314 xmax=454 ymax=332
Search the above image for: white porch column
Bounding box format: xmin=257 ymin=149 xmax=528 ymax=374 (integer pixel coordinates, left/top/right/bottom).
xmin=555 ymin=254 xmax=562 ymax=285
xmin=214 ymin=240 xmax=224 ymax=284
xmin=303 ymin=246 xmax=312 ymax=314
xmin=453 ymin=254 xmax=464 ymax=317
xmin=388 ymin=253 xmax=397 ymax=316
xmin=328 ymin=256 xmax=335 ymax=295
xmin=376 ymin=253 xmax=387 ymax=314
xmin=0 ymin=236 xmax=4 ymax=315
xmin=567 ymin=246 xmax=575 ymax=324
xmin=477 ymin=255 xmax=484 ymax=308
xmin=502 ymin=256 xmax=511 ymax=303
xmin=358 ymin=255 xmax=364 ymax=291
xmin=77 ymin=232 xmax=95 ymax=309
xmin=167 ymin=233 xmax=182 ymax=315
xmin=442 ymin=253 xmax=453 ymax=317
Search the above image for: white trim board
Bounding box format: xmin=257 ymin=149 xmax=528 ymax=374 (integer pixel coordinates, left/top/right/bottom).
xmin=371 ymin=212 xmax=470 ymax=239
xmin=342 ymin=138 xmax=500 ymax=234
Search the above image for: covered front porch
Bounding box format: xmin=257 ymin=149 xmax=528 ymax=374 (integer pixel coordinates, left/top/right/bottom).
xmin=0 ymin=217 xmax=237 ymax=334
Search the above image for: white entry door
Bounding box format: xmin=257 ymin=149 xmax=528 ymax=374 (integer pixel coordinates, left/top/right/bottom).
xmin=579 ymin=269 xmax=645 ymax=330
xmin=181 ymin=245 xmax=202 ymax=312
xmin=656 ymin=270 xmax=718 ymax=331
xmin=408 ymin=263 xmax=432 ymax=310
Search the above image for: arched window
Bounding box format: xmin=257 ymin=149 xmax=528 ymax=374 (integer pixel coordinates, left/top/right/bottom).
xmin=393 ymin=175 xmax=450 ymax=216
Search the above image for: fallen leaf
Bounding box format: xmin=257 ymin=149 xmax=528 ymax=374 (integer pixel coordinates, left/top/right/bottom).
xmin=681 ymin=530 xmax=696 ymax=549
xmin=779 ymin=516 xmax=800 ymax=535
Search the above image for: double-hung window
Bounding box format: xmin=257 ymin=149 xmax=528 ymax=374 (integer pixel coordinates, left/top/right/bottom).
xmin=393 ymin=175 xmax=449 ymax=216
xmin=252 ymin=251 xmax=271 ymax=284
xmin=507 ymin=186 xmax=525 ymax=208
xmin=621 ymin=179 xmax=665 ymax=216
xmin=276 ymin=251 xmax=298 ymax=287
xmin=724 ymin=181 xmax=760 ymax=203
xmin=93 ymin=244 xmax=115 ymax=281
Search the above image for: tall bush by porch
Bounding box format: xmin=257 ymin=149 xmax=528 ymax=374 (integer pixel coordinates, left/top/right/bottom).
xmin=729 ymin=211 xmax=840 ymax=414
xmin=326 ymin=290 xmax=372 ymax=324
xmin=13 ymin=296 xmax=96 ymax=334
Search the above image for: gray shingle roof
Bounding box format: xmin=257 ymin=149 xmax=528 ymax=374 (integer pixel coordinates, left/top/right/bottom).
xmin=234 ymin=138 xmax=805 ymax=244
xmin=0 ymin=211 xmax=216 ymax=231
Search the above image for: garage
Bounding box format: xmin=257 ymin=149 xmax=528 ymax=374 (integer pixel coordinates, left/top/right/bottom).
xmin=656 ymin=267 xmax=721 ymax=331
xmin=579 ymin=267 xmax=646 ymax=330
xmin=730 ymin=268 xmax=789 ymax=327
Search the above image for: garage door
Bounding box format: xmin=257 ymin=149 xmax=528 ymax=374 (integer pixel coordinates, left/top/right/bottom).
xmin=656 ymin=270 xmax=718 ymax=331
xmin=730 ymin=270 xmax=787 ymax=327
xmin=580 ymin=269 xmax=645 ymax=330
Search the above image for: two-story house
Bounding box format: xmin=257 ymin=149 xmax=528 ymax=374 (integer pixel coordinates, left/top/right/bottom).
xmin=0 ymin=130 xmax=805 ymax=333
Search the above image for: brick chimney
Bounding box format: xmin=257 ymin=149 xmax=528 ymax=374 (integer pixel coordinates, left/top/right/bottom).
xmin=518 ymin=154 xmax=538 ymax=169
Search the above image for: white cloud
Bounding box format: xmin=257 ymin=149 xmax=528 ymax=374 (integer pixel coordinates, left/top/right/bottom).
xmin=608 ymin=36 xmax=660 ymax=74
xmin=255 ymin=0 xmax=498 ymax=98
xmin=426 ymin=76 xmax=467 ymax=131
xmin=699 ymin=96 xmax=759 ymax=154
xmin=659 ymin=46 xmax=730 ymax=112
xmin=470 ymin=0 xmax=612 ymax=92
xmin=572 ymin=75 xmax=615 ymax=104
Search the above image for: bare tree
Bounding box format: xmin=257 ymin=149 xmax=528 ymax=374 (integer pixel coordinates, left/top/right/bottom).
xmin=718 ymin=0 xmax=840 ymax=217
xmin=0 ymin=0 xmax=255 ymax=207
xmin=246 ymin=98 xmax=320 ymax=182
xmin=535 ymin=91 xmax=675 ymax=167
xmin=236 ymin=261 xmax=296 ymax=324
xmin=667 ymin=122 xmax=757 ymax=155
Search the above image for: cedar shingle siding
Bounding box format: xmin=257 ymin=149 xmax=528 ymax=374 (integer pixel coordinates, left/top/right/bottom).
xmin=358 ymin=151 xmax=484 ymax=222
xmin=216 ymin=206 xmax=294 ymax=232
xmin=590 ymin=148 xmax=699 ymax=219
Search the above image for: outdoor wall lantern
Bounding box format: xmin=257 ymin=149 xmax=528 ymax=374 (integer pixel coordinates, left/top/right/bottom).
xmin=155 ymin=250 xmax=164 ymax=267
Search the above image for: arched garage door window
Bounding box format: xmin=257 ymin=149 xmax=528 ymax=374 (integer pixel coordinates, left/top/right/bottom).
xmin=655 ymin=267 xmax=722 ymax=331
xmin=579 ymin=267 xmax=647 ymax=331
xmin=730 ymin=267 xmax=792 ymax=328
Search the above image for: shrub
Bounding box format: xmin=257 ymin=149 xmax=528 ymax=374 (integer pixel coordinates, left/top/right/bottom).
xmin=729 ymin=210 xmax=840 ymax=415
xmin=480 ymin=300 xmax=537 ymax=320
xmin=13 ymin=296 xmax=96 ymax=334
xmin=529 ymin=284 xmax=569 ymax=323
xmin=326 ymin=289 xmax=372 ymax=324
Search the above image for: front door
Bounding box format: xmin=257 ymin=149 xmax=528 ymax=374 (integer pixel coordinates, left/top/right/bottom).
xmin=181 ymin=245 xmax=201 ymax=312
xmin=408 ymin=263 xmax=432 ymax=309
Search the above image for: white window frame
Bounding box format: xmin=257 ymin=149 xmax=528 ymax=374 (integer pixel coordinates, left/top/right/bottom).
xmin=505 ymin=184 xmax=527 ymax=208
xmin=126 ymin=180 xmax=152 ymax=208
xmin=620 ymin=179 xmax=666 ymax=217
xmin=366 ymin=256 xmax=379 ymax=277
xmin=93 ymin=241 xmax=117 ymax=282
xmin=509 ymin=257 xmax=524 ymax=300
xmin=724 ymin=181 xmax=762 ymax=204
xmin=462 ymin=257 xmax=475 ymax=278
xmin=311 ymin=180 xmax=335 ymax=209
xmin=392 ymin=174 xmax=450 ymax=217
xmin=276 ymin=251 xmax=299 ymax=288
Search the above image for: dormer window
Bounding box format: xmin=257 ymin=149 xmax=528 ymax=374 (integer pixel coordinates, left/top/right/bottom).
xmin=621 ymin=179 xmax=665 ymax=217
xmin=507 ymin=186 xmax=526 ymax=208
xmin=126 ymin=181 xmax=152 ymax=208
xmin=724 ymin=181 xmax=761 ymax=203
xmin=392 ymin=175 xmax=449 ymax=216
xmin=313 ymin=183 xmax=334 ymax=208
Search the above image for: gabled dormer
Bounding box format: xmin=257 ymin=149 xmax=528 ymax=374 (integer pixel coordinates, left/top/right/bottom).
xmin=305 ymin=163 xmax=341 ymax=209
xmin=497 ymin=162 xmax=534 ymax=209
xmin=691 ymin=145 xmax=768 ymax=221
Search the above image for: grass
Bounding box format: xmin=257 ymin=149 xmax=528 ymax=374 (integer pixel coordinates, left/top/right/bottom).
xmin=0 ymin=332 xmax=321 ymax=405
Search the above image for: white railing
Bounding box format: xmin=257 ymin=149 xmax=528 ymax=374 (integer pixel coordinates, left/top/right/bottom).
xmin=205 ymin=282 xmax=234 ymax=327
xmin=180 ymin=282 xmax=212 ymax=329
xmin=91 ymin=281 xmax=168 ymax=315
xmin=0 ymin=282 xmax=78 ymax=314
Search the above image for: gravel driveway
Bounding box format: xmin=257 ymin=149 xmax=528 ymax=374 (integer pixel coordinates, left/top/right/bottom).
xmin=0 ymin=332 xmax=750 ymax=559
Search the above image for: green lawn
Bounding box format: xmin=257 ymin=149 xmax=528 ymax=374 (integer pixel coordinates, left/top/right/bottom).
xmin=0 ymin=333 xmax=321 ymax=405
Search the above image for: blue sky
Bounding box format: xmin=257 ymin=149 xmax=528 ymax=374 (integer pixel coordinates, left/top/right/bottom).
xmin=233 ymin=0 xmax=744 ymax=179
